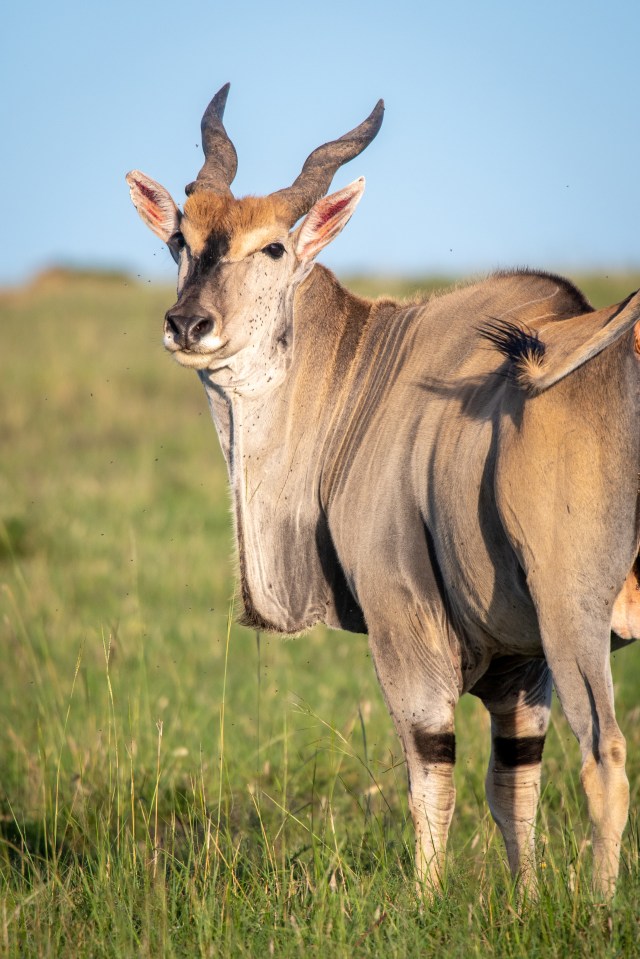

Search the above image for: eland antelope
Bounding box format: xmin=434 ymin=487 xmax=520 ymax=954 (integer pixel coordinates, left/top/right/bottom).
xmin=127 ymin=84 xmax=640 ymax=897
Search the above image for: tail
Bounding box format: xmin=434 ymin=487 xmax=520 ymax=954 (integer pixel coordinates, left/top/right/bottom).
xmin=480 ymin=289 xmax=640 ymax=395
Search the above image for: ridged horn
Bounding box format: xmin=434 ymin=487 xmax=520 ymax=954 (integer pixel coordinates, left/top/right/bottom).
xmin=185 ymin=83 xmax=238 ymax=197
xmin=273 ymin=99 xmax=384 ymax=226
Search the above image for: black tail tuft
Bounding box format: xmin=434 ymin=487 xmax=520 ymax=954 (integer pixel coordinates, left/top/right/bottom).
xmin=478 ymin=318 xmax=546 ymax=390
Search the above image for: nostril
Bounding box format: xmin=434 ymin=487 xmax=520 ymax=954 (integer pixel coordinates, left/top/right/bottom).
xmin=185 ymin=315 xmax=215 ymax=344
xmin=165 ymin=313 xmax=182 ymax=338
xmin=164 ymin=312 xmax=216 ymax=348
xmin=190 ymin=316 xmax=214 ymax=340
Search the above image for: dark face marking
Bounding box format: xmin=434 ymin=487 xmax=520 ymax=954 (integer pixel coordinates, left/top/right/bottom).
xmin=493 ymin=735 xmax=545 ymax=767
xmin=197 ymin=230 xmax=230 ymax=275
xmin=167 ymin=229 xmax=185 ymax=264
xmin=181 ymin=230 xmax=230 ymax=291
xmin=413 ymin=730 xmax=456 ymax=765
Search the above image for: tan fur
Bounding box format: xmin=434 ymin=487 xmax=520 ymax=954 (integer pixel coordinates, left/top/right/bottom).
xmin=611 ymin=562 xmax=640 ymax=640
xmin=513 ymin=349 xmax=547 ymax=390
xmin=580 ymin=747 xmax=629 ymax=895
xmin=495 ymin=294 xmax=640 ymax=395
xmin=183 ymin=192 xmax=290 ymax=258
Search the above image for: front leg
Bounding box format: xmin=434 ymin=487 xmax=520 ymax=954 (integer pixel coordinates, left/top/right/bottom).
xmin=363 ymin=587 xmax=460 ymax=893
xmin=406 ymin=720 xmax=457 ymax=890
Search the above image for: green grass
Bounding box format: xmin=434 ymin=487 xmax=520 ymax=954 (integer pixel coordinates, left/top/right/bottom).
xmin=1 ymin=267 xmax=640 ymax=956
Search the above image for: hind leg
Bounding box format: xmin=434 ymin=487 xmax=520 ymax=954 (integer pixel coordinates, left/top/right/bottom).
xmin=472 ymin=658 xmax=551 ymax=891
xmin=538 ymin=621 xmax=628 ymax=898
xmin=523 ymin=555 xmax=630 ymax=897
xmin=494 ymin=367 xmax=638 ymax=897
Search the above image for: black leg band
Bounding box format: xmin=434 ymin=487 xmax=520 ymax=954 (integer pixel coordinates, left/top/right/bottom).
xmin=413 ymin=730 xmax=456 ymax=764
xmin=494 ymin=735 xmax=545 ymax=767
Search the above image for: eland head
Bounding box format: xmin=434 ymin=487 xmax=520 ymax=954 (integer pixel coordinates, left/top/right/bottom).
xmin=127 ymin=84 xmax=383 ymax=390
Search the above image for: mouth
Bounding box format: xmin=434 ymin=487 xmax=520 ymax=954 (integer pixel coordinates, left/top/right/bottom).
xmin=164 ymin=331 xmax=231 ymax=369
xmin=170 ymin=349 xmax=219 ymax=370
xmin=167 ymin=343 xmax=233 ymax=371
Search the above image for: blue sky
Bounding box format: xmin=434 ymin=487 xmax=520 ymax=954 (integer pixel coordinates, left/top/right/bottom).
xmin=3 ymin=0 xmax=639 ymax=285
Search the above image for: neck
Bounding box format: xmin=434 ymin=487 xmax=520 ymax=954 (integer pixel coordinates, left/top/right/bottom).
xmin=197 ymin=263 xmax=374 ymax=633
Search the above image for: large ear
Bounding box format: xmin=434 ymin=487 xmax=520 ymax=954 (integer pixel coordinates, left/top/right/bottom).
xmin=126 ymin=170 xmax=181 ymax=242
xmin=294 ymin=177 xmax=365 ymax=263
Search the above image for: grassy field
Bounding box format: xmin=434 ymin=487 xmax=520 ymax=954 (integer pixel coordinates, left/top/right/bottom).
xmin=2 ymin=267 xmax=640 ymax=957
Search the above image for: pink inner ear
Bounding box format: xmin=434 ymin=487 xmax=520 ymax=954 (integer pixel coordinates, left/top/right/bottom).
xmin=133 ymin=180 xmax=160 ymax=219
xmin=313 ymin=195 xmax=351 ymax=229
xmin=132 ymin=178 xmax=164 ymax=223
xmin=134 ymin=179 xmax=159 ymax=204
xmin=127 ymin=170 xmax=180 ymax=241
xmin=296 ymin=178 xmax=365 ymax=262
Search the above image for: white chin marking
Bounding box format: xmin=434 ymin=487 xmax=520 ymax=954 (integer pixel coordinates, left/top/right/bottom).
xmin=172 ymin=351 xmax=218 ymax=370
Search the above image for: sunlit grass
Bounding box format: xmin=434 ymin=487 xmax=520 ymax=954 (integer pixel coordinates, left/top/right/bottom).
xmin=1 ymin=268 xmax=640 ymax=955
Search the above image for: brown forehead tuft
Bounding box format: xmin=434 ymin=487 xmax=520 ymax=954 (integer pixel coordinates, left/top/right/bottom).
xmin=183 ymin=193 xmax=290 ymax=257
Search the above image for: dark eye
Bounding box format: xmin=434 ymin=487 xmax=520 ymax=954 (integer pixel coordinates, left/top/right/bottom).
xmin=168 ymin=231 xmax=185 ymax=264
xmin=262 ymin=242 xmax=285 ymax=260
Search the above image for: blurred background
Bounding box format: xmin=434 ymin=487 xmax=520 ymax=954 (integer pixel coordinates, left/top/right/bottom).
xmin=3 ymin=0 xmax=640 ymax=286
xmin=2 ymin=3 xmax=640 ymax=950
